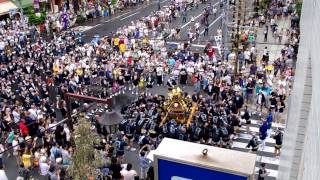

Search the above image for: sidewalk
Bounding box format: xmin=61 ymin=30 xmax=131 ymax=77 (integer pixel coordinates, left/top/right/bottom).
xmin=254 ymin=16 xmax=292 ymax=124
xmin=255 ymin=18 xmax=291 ymax=65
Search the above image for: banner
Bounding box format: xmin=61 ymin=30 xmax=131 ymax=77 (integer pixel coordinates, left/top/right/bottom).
xmin=158 ymin=159 xmax=247 ymax=180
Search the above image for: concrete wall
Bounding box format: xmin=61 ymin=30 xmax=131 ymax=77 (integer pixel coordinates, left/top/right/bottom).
xmin=278 ymin=0 xmax=320 ymax=180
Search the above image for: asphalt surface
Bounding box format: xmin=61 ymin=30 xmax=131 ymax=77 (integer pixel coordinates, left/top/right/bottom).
xmin=80 ymin=0 xmax=228 ymax=49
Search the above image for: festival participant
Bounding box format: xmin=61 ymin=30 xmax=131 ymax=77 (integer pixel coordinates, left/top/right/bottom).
xmin=259 ymin=120 xmax=268 ymax=151
xmin=145 ymin=73 xmax=154 ymax=96
xmin=139 ymin=144 xmax=151 ymax=180
xmin=246 ymin=134 xmax=259 ymax=153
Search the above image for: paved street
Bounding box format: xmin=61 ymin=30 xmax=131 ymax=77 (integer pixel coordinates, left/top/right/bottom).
xmin=75 ymin=0 xmax=227 ymax=49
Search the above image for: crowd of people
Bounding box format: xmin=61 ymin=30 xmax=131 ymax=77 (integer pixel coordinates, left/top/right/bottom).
xmin=0 ymin=0 xmax=299 ymax=179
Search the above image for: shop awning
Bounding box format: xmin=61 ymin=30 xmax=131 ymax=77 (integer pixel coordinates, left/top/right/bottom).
xmin=0 ymin=1 xmax=18 ymax=16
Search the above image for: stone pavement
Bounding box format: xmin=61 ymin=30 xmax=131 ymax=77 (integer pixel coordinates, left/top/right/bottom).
xmin=255 ymin=18 xmax=291 ymax=65
xmin=249 ymin=14 xmax=293 ymax=180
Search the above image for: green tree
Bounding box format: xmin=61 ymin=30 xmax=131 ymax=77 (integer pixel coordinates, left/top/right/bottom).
xmin=68 ymin=115 xmax=104 ymax=180
xmin=296 ymin=2 xmax=302 ymax=17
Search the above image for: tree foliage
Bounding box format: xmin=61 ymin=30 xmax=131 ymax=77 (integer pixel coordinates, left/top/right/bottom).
xmin=68 ymin=115 xmax=104 ymax=180
xmin=296 ymin=2 xmax=302 ymax=17
xmin=259 ymin=0 xmax=270 ymax=11
xmin=28 ymin=12 xmax=46 ymax=25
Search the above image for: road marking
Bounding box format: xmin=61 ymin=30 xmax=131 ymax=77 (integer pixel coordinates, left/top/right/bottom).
xmin=120 ymin=11 xmax=140 ymax=21
xmin=257 ymin=156 xmax=280 ymax=166
xmin=239 ymin=126 xmax=276 ymax=136
xmin=250 ymin=119 xmax=286 ymax=129
xmin=73 ymin=26 xmax=95 ymax=32
xmin=106 ymin=11 xmax=132 ymax=22
xmin=238 ymin=133 xmax=275 ymax=144
xmin=232 ymin=141 xmax=275 ymax=154
xmin=104 ymin=0 xmax=168 ymax=23
xmin=200 ymin=14 xmax=223 ymax=35
xmin=180 ymin=1 xmax=220 ymax=29
xmin=92 ymin=24 xmax=102 ymax=28
xmin=181 ymin=12 xmax=203 ymax=29
xmin=166 ymin=41 xmax=218 ymax=48
xmin=255 ymin=167 xmax=278 ymax=178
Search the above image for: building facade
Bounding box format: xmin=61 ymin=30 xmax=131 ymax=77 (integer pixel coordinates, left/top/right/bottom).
xmin=278 ymin=0 xmax=320 ymax=179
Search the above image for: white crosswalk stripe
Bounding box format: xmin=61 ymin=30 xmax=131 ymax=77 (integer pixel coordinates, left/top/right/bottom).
xmin=231 ymin=118 xmax=282 ymax=180
xmin=232 ymin=141 xmax=275 ymax=154
xmin=255 ymin=167 xmax=279 ymax=178
xmin=257 ymin=156 xmax=280 ymax=167
xmin=238 ymin=133 xmax=275 ymax=144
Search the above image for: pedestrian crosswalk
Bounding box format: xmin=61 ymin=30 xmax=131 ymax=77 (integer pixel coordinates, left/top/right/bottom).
xmin=141 ymin=87 xmax=282 ymax=180
xmin=231 ymin=117 xmax=284 ymax=180
xmin=145 ymin=116 xmax=282 ymax=179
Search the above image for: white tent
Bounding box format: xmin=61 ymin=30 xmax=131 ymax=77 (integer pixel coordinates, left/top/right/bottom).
xmin=0 ymin=1 xmax=18 ymax=16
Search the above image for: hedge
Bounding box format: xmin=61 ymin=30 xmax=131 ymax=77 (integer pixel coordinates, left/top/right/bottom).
xmin=296 ymin=2 xmax=302 ymax=17
xmin=28 ymin=12 xmax=46 ymax=25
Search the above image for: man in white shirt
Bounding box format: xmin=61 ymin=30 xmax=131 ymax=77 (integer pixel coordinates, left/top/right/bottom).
xmin=39 ymin=156 xmax=50 ymax=176
xmin=63 ymin=124 xmax=71 ymax=144
xmin=28 ymin=104 xmax=38 ymax=121
xmin=0 ymin=164 xmax=8 ymax=180
xmin=212 ymin=7 xmax=217 ymax=17
xmin=0 ymin=40 xmax=5 ymax=51
xmin=244 ymin=49 xmax=251 ymax=66
xmin=121 ymin=163 xmax=137 ymax=180
xmin=0 ymin=144 xmax=4 ymax=165
xmin=12 ymin=106 xmax=21 ymax=124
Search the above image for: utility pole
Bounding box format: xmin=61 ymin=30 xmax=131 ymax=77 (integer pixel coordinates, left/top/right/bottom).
xmin=222 ymin=0 xmax=229 ymax=45
xmin=17 ymin=0 xmax=25 ymax=29
xmin=233 ymin=0 xmax=245 ymax=77
xmin=233 ymin=0 xmax=240 ymax=76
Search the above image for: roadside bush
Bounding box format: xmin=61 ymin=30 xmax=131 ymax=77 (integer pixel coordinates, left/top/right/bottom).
xmin=28 ymin=12 xmax=46 ymax=25
xmin=23 ymin=6 xmax=34 ymax=15
xmin=296 ymin=2 xmax=302 ymax=17
xmin=76 ymin=15 xmax=87 ymax=24
xmin=259 ymin=0 xmax=270 ymax=11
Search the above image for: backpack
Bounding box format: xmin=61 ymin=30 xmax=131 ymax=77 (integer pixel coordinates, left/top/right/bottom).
xmin=252 ymin=138 xmax=258 ymax=147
